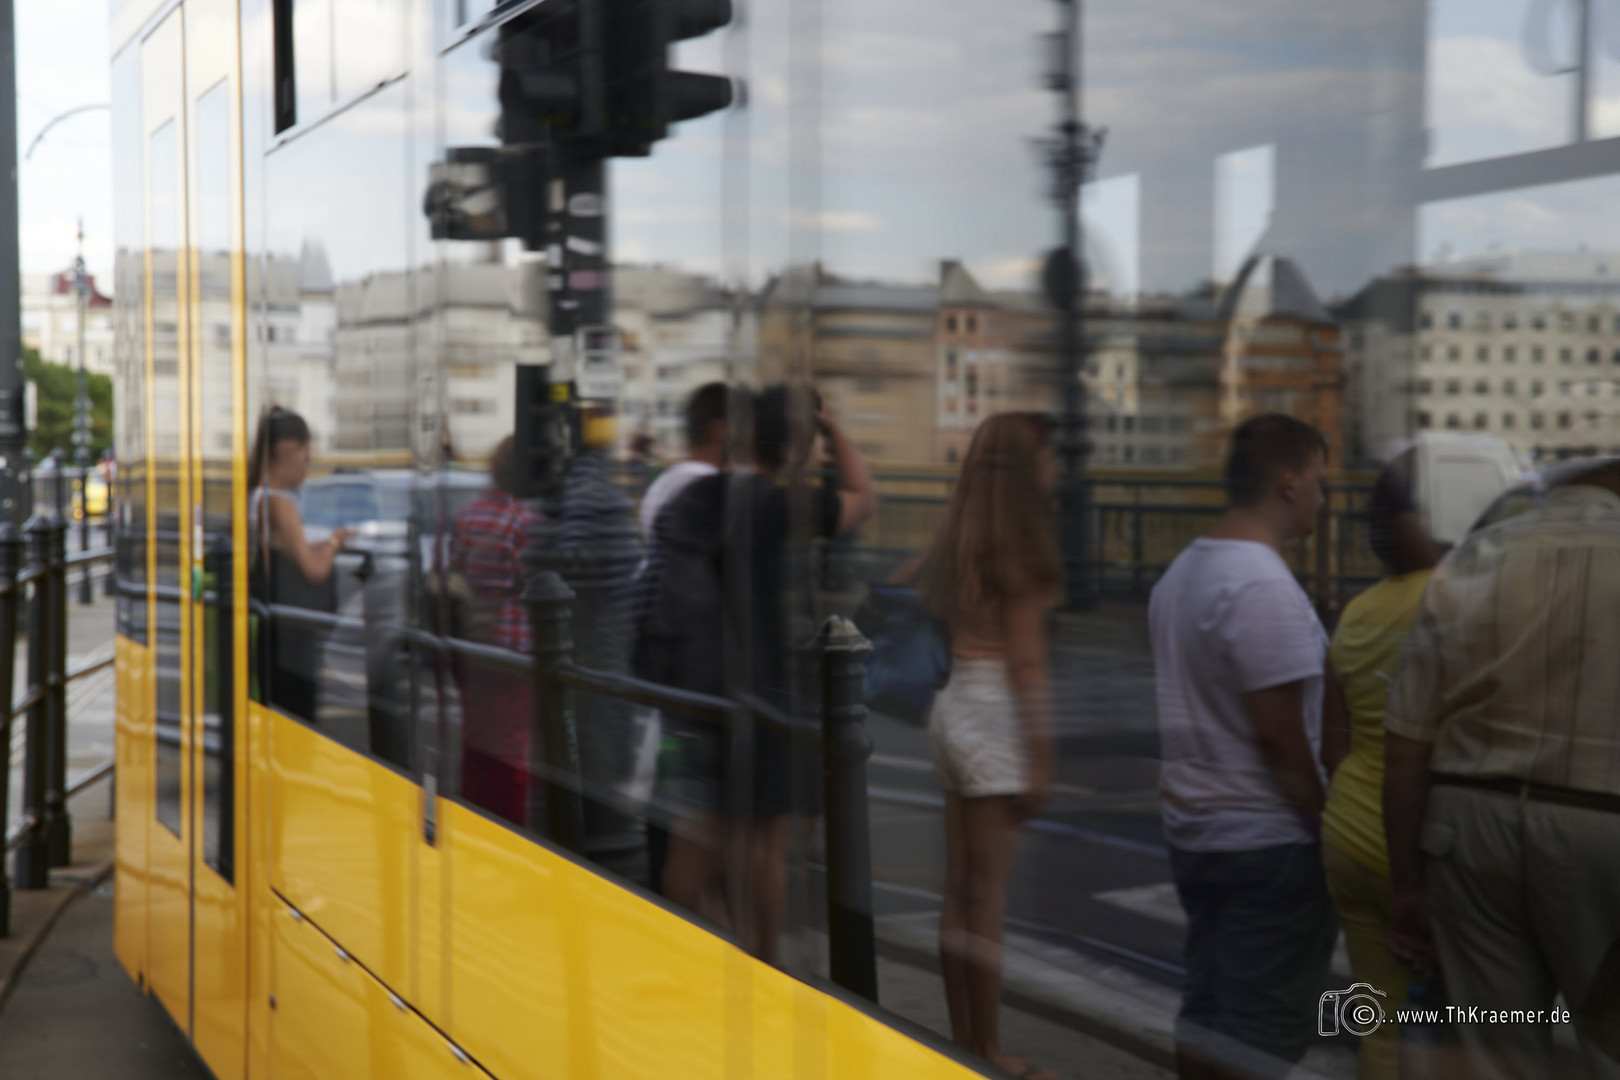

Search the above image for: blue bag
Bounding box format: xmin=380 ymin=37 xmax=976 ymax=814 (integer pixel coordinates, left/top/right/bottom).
xmin=852 ymin=583 xmax=951 ymax=727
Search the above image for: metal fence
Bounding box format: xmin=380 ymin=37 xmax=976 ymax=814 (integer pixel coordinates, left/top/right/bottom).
xmin=0 ymin=505 xmax=116 ymax=937
xmin=615 ymin=465 xmax=1383 ymax=622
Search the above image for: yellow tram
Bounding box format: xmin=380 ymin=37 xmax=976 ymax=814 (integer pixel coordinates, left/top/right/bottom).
xmin=106 ymin=0 xmax=983 ymax=1076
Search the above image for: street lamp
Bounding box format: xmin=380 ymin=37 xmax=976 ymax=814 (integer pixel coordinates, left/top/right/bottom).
xmin=70 ymin=220 xmax=93 ymax=602
xmin=1039 ymin=0 xmax=1105 ymax=610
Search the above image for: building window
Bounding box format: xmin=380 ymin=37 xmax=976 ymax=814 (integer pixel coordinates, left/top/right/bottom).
xmin=1503 ymin=379 xmax=1516 ymax=395
xmin=1532 ymin=380 xmax=1544 ymax=396
xmin=1416 ymin=410 xmax=1432 ymax=427
xmin=1560 ymin=348 xmax=1573 ymax=363
xmin=1613 ymin=349 xmax=1620 ymax=364
xmin=1477 ymin=313 xmax=1492 ymax=331
xmin=1445 ymin=379 xmax=1460 ymax=395
xmin=1504 ymin=346 xmax=1516 ymax=363
xmin=945 ymin=315 xmax=957 ymax=333
xmin=1445 ymin=413 xmax=1461 ymax=429
xmin=1474 ymin=413 xmax=1489 ymax=430
xmin=1503 ymin=412 xmax=1516 ymax=429
xmin=1141 ymin=416 xmax=1163 ymax=434
xmin=1416 ymin=378 xmax=1433 ymax=394
xmin=1477 ymin=346 xmax=1489 ymax=362
xmin=1447 ymin=313 xmax=1461 ymax=329
xmin=1590 ymin=348 xmax=1603 ymax=364
xmin=1473 ymin=379 xmax=1489 ymax=394
xmin=1447 ymin=345 xmax=1460 ymax=361
xmin=964 ymin=365 xmax=977 ymax=399
xmin=966 ymin=315 xmax=977 ymax=334
xmin=1531 ymin=413 xmax=1544 ymax=430
xmin=1106 ymin=414 xmax=1118 ymax=432
xmin=1532 ymin=314 xmax=1547 ymax=330
xmin=1533 ymin=346 xmax=1545 ymax=363
xmin=946 ymin=446 xmax=958 ymax=464
xmin=1561 ymin=313 xmax=1576 ymax=331
xmin=1503 ymin=313 xmax=1518 ymax=330
xmin=1559 ymin=412 xmax=1572 ymax=429
xmin=1590 ymin=315 xmax=1602 ymax=333
xmin=1420 ymin=311 xmax=1433 ymax=329
xmin=1123 ymin=415 xmax=1135 ymax=433
xmin=944 ymin=350 xmax=957 ymax=379
xmin=1123 ymin=445 xmax=1134 ymax=463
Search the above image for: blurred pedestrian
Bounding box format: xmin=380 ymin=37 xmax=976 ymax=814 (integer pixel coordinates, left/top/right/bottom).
xmin=1385 ymin=457 xmax=1620 ymax=1080
xmin=1150 ymin=413 xmax=1338 ymax=1080
xmin=449 ymin=435 xmax=540 ymax=826
xmin=637 ymin=381 xmax=730 ymax=544
xmin=636 ymin=384 xmax=876 ymax=963
xmin=916 ymin=411 xmax=1060 ymax=1080
xmin=1319 ymin=462 xmax=1441 ymax=1080
xmin=248 ymin=406 xmax=349 ymax=723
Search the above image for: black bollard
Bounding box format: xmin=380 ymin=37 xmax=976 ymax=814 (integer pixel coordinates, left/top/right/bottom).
xmin=15 ymin=515 xmax=54 ymax=888
xmin=816 ymin=614 xmax=877 ymax=1002
xmin=527 ymin=569 xmax=584 ymax=854
xmin=43 ymin=515 xmax=71 ymax=867
xmin=0 ymin=523 xmax=21 ymax=932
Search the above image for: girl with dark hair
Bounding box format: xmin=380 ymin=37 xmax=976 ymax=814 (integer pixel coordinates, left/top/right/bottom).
xmin=249 ymin=406 xmax=349 ymax=721
xmin=917 ymin=411 xmax=1060 ymax=1080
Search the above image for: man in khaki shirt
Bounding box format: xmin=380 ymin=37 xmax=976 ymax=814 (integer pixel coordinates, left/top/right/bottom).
xmin=1384 ymin=458 xmax=1620 ymax=1080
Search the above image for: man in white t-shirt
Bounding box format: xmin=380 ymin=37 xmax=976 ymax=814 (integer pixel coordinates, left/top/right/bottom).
xmin=1150 ymin=414 xmax=1338 ymax=1080
xmin=637 ymin=382 xmax=730 ymax=544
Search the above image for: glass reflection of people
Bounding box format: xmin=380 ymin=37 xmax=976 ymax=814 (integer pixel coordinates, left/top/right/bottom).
xmin=248 ymin=406 xmax=350 ymax=722
xmin=1318 ymin=463 xmax=1440 ymax=1080
xmin=1385 ymin=458 xmax=1620 ymax=1080
xmin=449 ymin=436 xmax=540 ymax=827
xmin=643 ymin=385 xmax=876 ymax=964
xmin=1150 ymin=414 xmax=1337 ymax=1080
xmin=916 ymin=412 xmax=1059 ymax=1080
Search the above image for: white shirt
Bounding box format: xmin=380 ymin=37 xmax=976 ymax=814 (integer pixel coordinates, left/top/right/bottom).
xmin=637 ymin=459 xmax=719 ymax=542
xmin=1149 ymin=538 xmax=1328 ymax=852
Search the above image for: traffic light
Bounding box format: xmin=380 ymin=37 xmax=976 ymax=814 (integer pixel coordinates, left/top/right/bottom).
xmin=424 ymin=145 xmax=553 ymax=250
xmin=600 ymin=0 xmax=734 ymax=157
xmin=512 ymin=366 xmax=581 ymax=501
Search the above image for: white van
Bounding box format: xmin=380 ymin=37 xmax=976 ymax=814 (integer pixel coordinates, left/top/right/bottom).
xmin=1382 ymin=432 xmax=1528 ymax=546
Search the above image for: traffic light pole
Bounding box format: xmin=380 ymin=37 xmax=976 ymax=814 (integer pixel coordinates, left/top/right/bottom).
xmin=1048 ymin=0 xmax=1102 ymax=611
xmin=0 ymin=0 xmax=26 ymax=528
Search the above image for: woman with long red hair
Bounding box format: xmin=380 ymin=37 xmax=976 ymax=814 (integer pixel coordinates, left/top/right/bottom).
xmin=917 ymin=412 xmax=1061 ymax=1080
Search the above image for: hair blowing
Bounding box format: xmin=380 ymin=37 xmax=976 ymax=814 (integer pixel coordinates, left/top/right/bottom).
xmin=919 ymin=412 xmax=1061 ymax=623
xmin=247 ymin=406 xmax=310 ymax=492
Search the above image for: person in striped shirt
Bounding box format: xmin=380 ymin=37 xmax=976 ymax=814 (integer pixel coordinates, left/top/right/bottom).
xmin=1385 ymin=456 xmax=1620 ymax=1079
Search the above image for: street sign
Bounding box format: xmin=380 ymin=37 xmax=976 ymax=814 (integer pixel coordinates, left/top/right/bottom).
xmin=574 ymin=325 xmax=622 ymax=401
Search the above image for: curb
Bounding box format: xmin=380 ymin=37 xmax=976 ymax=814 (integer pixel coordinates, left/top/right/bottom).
xmin=0 ymin=856 xmax=116 ymax=1016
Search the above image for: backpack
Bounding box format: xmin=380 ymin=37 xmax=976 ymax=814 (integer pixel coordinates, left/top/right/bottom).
xmin=852 ymin=583 xmax=951 ymax=727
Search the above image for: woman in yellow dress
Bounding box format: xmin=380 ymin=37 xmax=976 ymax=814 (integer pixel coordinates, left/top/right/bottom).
xmin=1321 ymin=463 xmax=1442 ymax=1079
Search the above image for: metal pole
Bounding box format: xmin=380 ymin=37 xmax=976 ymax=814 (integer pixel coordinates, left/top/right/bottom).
xmin=73 ymin=236 xmax=92 ymax=605
xmin=0 ymin=523 xmax=20 ymax=931
xmin=1049 ymin=0 xmax=1101 ymax=611
xmin=15 ymin=515 xmax=52 ymax=887
xmin=43 ymin=514 xmax=69 ymax=866
xmin=817 ymin=615 xmax=877 ymax=1002
xmin=0 ymin=0 xmax=24 ymax=529
xmin=527 ymin=568 xmax=584 ymax=853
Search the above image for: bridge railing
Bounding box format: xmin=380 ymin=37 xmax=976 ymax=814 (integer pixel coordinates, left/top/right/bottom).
xmin=0 ymin=509 xmax=117 ymax=938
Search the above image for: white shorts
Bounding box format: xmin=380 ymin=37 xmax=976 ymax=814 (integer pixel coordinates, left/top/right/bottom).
xmin=927 ymin=658 xmax=1027 ymax=798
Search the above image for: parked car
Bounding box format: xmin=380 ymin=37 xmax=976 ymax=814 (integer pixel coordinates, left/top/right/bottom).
xmin=296 ymin=468 xmax=490 ymax=767
xmin=1469 ymin=454 xmax=1620 ymax=534
xmin=1383 ymin=431 xmax=1528 ymax=547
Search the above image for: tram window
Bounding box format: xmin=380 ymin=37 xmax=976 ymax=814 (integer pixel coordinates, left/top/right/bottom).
xmin=256 ymin=86 xmax=415 ymax=771
xmin=197 ymin=81 xmax=236 ymax=882
xmin=111 ymin=47 xmax=147 ymax=644
xmin=149 ymin=117 xmax=183 ymax=839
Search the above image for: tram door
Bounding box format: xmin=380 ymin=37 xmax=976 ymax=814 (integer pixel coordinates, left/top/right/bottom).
xmin=142 ymin=6 xmax=250 ymax=1076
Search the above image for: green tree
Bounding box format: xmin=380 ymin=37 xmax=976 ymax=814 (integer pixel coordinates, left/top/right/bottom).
xmin=23 ymin=346 xmax=113 ymax=461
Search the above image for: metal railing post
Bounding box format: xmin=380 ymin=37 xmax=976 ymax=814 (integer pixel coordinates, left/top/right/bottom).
xmin=77 ymin=466 xmax=91 ymax=605
xmin=103 ymin=492 xmax=117 ymax=597
xmin=527 ymin=569 xmax=584 ymax=853
xmin=0 ymin=523 xmax=20 ymax=932
xmin=44 ymin=515 xmax=70 ymax=866
xmin=817 ymin=614 xmax=877 ymax=1002
xmin=15 ymin=515 xmax=52 ymax=888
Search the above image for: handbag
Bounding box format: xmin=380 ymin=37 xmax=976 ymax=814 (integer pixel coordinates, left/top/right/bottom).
xmin=852 ymin=583 xmax=951 ymax=727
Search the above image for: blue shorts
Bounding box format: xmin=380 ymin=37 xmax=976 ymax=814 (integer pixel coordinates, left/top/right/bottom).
xmin=1170 ymin=842 xmax=1339 ymax=1076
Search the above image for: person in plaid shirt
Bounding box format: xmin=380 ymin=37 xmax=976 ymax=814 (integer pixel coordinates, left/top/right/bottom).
xmin=450 ymin=436 xmax=540 ymax=824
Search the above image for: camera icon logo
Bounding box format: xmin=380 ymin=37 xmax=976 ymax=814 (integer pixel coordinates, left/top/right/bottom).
xmin=1320 ymin=982 xmax=1387 ymax=1037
